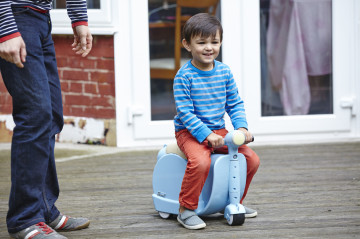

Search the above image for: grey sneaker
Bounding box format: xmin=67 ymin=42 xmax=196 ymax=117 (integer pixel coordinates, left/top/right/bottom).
xmin=177 ymin=209 xmax=206 ymax=230
xmin=244 ymin=206 xmax=258 ymax=218
xmin=9 ymin=222 xmax=67 ymax=239
xmin=49 ymin=214 xmax=90 ymax=231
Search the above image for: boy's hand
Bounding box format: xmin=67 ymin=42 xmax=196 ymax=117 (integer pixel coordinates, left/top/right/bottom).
xmin=238 ymin=128 xmax=253 ymax=144
xmin=206 ymin=132 xmax=224 ymax=148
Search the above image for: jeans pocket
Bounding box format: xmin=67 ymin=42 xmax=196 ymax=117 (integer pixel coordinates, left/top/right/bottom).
xmin=12 ymin=7 xmax=30 ymax=15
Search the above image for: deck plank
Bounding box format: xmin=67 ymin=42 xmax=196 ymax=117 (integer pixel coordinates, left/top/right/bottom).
xmin=1 ymin=142 xmax=359 ymax=238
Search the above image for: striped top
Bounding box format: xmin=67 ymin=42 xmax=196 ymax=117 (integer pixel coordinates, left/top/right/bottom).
xmin=174 ymin=60 xmax=248 ymax=143
xmin=0 ymin=0 xmax=88 ymax=42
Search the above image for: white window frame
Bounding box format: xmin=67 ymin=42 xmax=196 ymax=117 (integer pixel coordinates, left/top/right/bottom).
xmin=50 ymin=0 xmax=117 ymax=35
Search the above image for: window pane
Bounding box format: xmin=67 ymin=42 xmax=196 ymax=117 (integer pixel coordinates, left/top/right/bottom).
xmin=53 ymin=0 xmax=100 ymax=9
xmin=260 ymin=0 xmax=333 ymax=116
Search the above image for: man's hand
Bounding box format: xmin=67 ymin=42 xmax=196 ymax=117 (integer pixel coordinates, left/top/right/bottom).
xmin=0 ymin=36 xmax=27 ymax=68
xmin=238 ymin=128 xmax=253 ymax=144
xmin=206 ymin=132 xmax=224 ymax=148
xmin=72 ymin=25 xmax=93 ymax=57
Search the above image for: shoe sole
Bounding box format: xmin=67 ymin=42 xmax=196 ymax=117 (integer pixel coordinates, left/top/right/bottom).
xmin=56 ymin=220 xmax=90 ymax=231
xmin=177 ymin=217 xmax=206 ymax=230
xmin=245 ymin=211 xmax=258 ymax=218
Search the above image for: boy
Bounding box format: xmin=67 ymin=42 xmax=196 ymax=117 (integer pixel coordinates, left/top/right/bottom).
xmin=173 ymin=13 xmax=260 ymax=230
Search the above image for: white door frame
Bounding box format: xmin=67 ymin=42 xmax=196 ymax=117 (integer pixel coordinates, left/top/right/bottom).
xmin=114 ymin=0 xmax=176 ymax=147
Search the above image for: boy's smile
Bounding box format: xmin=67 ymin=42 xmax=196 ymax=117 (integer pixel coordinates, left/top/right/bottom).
xmin=182 ymin=30 xmax=222 ymax=71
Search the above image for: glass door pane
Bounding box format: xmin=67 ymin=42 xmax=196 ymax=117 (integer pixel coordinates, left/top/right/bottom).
xmin=260 ymin=0 xmax=332 ymax=116
xmin=148 ymin=0 xmax=221 ymax=121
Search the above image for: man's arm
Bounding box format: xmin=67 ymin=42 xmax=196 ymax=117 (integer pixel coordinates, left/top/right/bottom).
xmin=0 ymin=1 xmax=26 ymax=68
xmin=72 ymin=25 xmax=92 ymax=57
xmin=0 ymin=36 xmax=26 ymax=68
xmin=66 ymin=0 xmax=92 ymax=57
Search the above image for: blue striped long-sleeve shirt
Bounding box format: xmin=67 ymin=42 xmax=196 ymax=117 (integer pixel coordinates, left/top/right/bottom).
xmin=174 ymin=60 xmax=248 ymax=143
xmin=0 ymin=0 xmax=88 ymax=42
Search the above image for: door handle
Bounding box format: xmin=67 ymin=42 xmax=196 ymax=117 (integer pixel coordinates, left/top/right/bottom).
xmin=340 ymin=96 xmax=357 ymax=116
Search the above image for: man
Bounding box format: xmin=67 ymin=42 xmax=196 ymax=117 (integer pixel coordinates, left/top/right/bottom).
xmin=0 ymin=1 xmax=93 ymax=238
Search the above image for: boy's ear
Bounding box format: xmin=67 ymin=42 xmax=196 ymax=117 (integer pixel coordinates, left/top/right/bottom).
xmin=182 ymin=39 xmax=191 ymax=52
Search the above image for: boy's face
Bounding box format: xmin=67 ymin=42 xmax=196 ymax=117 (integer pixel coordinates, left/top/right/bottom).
xmin=182 ymin=30 xmax=222 ymax=71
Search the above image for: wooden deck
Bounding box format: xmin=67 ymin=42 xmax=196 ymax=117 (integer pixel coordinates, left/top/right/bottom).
xmin=1 ymin=142 xmax=360 ymax=238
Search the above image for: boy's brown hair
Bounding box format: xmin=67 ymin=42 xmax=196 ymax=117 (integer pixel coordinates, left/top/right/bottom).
xmin=182 ymin=13 xmax=223 ymax=43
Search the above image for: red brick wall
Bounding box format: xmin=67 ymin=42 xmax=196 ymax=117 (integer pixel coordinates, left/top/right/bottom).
xmin=55 ymin=35 xmax=115 ymax=118
xmin=0 ymin=74 xmax=11 ymax=114
xmin=0 ymin=35 xmax=116 ymax=119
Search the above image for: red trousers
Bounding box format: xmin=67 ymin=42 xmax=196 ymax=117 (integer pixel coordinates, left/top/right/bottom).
xmin=175 ymin=128 xmax=260 ymax=210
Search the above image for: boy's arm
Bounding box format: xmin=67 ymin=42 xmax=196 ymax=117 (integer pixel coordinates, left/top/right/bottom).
xmin=206 ymin=132 xmax=224 ymax=148
xmin=224 ymin=71 xmax=253 ymax=144
xmin=237 ymin=127 xmax=253 ymax=144
xmin=174 ymin=75 xmax=212 ymax=143
xmin=225 ymin=71 xmax=248 ymax=130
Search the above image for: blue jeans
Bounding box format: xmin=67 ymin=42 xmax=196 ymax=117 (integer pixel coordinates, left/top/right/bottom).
xmin=0 ymin=7 xmax=63 ymax=233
